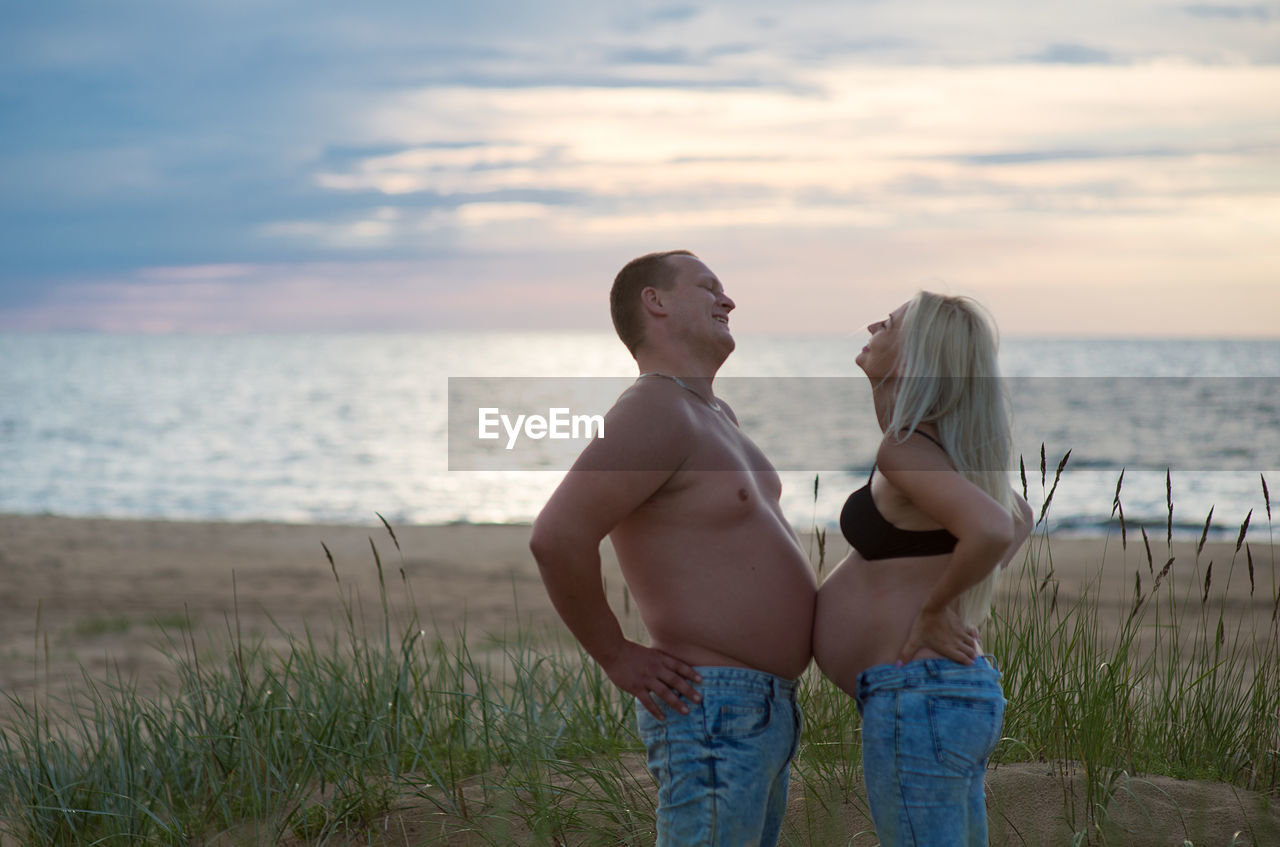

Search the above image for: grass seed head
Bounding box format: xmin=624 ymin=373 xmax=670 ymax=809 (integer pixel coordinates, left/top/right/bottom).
xmin=1197 ymin=505 xmax=1215 ymax=559
xmin=1235 ymin=509 xmax=1252 ymax=554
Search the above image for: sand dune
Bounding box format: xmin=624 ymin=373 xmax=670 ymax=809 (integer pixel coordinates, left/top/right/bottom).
xmin=1 ymin=514 xmax=1276 ymax=844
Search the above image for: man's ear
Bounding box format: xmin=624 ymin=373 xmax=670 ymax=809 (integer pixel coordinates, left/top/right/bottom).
xmin=640 ymin=286 xmax=668 ymax=316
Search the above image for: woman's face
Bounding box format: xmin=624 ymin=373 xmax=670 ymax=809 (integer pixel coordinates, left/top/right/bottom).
xmin=856 ymin=301 xmax=909 ymax=379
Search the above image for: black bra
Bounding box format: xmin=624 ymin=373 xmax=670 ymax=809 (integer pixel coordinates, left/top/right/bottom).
xmin=839 ymin=430 xmax=958 ymax=560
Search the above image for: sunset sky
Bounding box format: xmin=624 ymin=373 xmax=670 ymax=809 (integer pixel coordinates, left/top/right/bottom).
xmin=2 ymin=1 xmax=1277 ymax=336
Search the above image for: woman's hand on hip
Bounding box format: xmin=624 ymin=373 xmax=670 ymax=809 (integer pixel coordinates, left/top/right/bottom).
xmin=897 ymin=607 xmax=980 ymax=666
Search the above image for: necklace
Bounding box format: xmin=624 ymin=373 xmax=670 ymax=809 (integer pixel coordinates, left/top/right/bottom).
xmin=637 ymin=372 xmax=723 ymax=412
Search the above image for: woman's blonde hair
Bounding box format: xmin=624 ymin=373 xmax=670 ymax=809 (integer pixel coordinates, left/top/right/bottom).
xmin=885 ymin=290 xmax=1014 ymax=625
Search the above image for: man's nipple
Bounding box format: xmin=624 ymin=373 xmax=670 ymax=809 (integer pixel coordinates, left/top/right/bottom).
xmin=738 ymin=488 xmax=749 ymax=502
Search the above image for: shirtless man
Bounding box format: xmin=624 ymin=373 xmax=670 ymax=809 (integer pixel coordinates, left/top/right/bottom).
xmin=529 ymin=250 xmax=816 ymax=846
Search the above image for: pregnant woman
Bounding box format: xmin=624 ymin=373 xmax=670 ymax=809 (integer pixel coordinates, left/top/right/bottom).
xmin=813 ymin=291 xmax=1033 ymax=846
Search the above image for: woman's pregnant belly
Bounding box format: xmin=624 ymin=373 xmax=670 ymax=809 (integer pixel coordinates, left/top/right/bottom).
xmin=813 ymin=552 xmax=954 ymax=696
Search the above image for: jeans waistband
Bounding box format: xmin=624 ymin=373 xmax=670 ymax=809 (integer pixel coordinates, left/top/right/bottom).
xmin=691 ymin=666 xmax=798 ymax=700
xmin=856 ymin=655 xmax=1000 ymax=707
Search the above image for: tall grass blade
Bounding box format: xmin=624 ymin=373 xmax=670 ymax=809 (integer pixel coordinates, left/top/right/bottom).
xmin=808 ymin=473 xmax=821 ymax=566
xmin=1236 ymin=509 xmax=1252 ymax=553
xmin=369 ymin=537 xmax=385 ymax=590
xmin=1112 ymin=467 xmax=1127 ymax=548
xmin=1038 ymin=449 xmax=1071 ymax=524
xmin=1197 ymin=506 xmax=1214 ymax=559
xmin=322 ymin=541 xmax=339 ymax=583
xmin=376 ymin=512 xmax=401 ymax=552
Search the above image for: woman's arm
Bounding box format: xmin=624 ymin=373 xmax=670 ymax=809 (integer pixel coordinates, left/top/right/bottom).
xmin=875 ymin=435 xmax=1014 ymax=664
xmin=999 ymin=493 xmax=1034 ymax=571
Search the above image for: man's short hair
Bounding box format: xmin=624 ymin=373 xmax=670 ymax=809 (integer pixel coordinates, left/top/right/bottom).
xmin=610 ymin=250 xmax=696 ymax=355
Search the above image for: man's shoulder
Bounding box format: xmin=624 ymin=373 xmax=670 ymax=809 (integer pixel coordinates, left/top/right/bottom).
xmin=607 ymin=378 xmax=697 ymax=427
xmin=560 ymin=379 xmax=697 ymax=474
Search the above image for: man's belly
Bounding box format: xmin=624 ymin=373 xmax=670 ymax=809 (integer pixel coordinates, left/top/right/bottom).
xmin=618 ymin=535 xmax=817 ymax=680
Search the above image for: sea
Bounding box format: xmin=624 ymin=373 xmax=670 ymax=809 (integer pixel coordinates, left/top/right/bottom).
xmin=2 ymin=332 xmax=1278 ymax=541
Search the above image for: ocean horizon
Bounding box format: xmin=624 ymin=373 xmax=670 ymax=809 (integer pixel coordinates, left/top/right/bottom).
xmin=2 ymin=331 xmax=1277 ymax=541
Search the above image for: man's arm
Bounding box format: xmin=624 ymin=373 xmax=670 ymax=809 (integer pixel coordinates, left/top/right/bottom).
xmin=529 ymin=388 xmax=703 ymax=719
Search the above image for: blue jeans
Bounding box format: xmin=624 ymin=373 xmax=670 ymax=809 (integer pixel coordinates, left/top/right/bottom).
xmin=636 ymin=666 xmax=802 ymax=847
xmin=856 ymin=656 xmax=1005 ymax=847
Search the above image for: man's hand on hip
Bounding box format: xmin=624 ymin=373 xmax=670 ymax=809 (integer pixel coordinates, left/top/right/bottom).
xmin=603 ymin=641 xmax=704 ymax=720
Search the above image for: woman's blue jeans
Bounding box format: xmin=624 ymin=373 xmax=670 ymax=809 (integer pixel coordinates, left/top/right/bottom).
xmin=856 ymin=656 xmax=1005 ymax=847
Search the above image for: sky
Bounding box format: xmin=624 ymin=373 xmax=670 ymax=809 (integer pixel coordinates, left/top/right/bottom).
xmin=1 ymin=1 xmax=1278 ymax=337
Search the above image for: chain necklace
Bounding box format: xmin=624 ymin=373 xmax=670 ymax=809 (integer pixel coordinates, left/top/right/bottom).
xmin=637 ymin=372 xmax=724 ymax=412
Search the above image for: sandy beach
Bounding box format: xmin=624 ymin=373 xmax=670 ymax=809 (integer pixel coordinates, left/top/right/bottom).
xmin=1 ymin=513 xmax=1277 ymax=844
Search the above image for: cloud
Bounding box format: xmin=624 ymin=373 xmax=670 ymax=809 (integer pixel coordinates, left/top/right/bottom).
xmin=2 ymin=2 xmax=1279 ymax=335
xmin=0 ymin=253 xmax=627 ymax=332
xmin=605 ymin=46 xmax=700 ymax=65
xmin=1181 ymin=4 xmax=1272 ymax=21
xmin=1024 ymin=43 xmax=1119 ymax=65
xmin=646 ymin=4 xmax=701 ymax=24
xmin=942 ymin=146 xmax=1194 ymax=166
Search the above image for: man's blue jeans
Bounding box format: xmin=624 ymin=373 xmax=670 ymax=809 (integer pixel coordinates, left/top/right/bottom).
xmin=856 ymin=656 xmax=1005 ymax=847
xmin=636 ymin=666 xmax=802 ymax=846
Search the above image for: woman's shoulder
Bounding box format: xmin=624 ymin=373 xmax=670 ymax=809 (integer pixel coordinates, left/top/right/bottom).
xmin=876 ymin=427 xmax=954 ymax=472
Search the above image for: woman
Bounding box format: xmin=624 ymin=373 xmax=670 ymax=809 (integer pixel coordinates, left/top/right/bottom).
xmin=813 ymin=291 xmax=1033 ymax=847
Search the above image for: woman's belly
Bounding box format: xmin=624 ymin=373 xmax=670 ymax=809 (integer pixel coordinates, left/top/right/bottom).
xmin=812 ymin=551 xmax=956 ymax=697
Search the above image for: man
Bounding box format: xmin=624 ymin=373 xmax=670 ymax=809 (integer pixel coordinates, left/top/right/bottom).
xmin=529 ymin=250 xmax=817 ymax=845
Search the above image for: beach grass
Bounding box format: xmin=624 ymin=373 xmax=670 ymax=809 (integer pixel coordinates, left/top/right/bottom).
xmin=1 ymin=466 xmax=1278 ymax=845
xmin=986 ymin=462 xmax=1280 ymax=843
